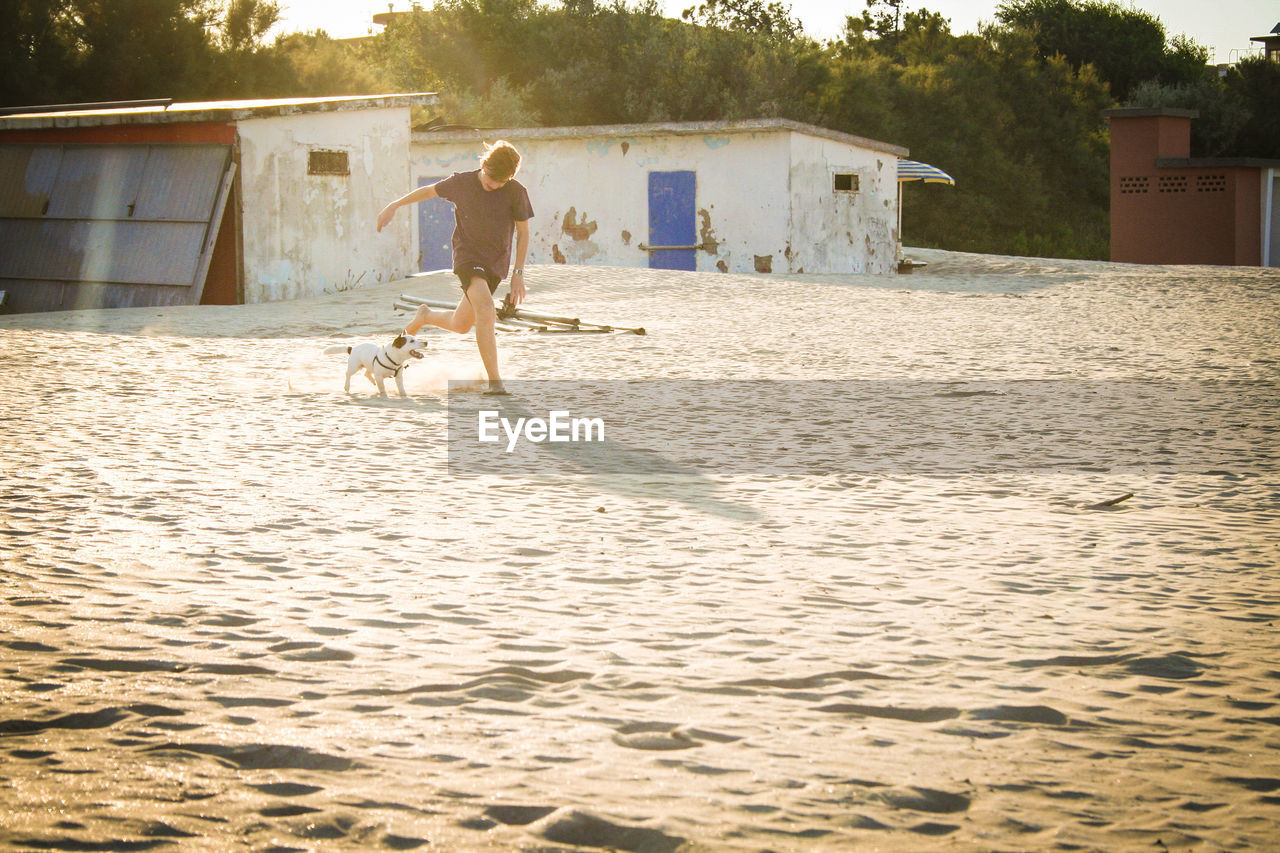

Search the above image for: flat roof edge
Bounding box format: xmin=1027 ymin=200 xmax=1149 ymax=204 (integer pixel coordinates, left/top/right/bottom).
xmin=1102 ymin=107 xmax=1199 ymax=119
xmin=412 ymin=118 xmax=909 ymax=157
xmin=0 ymin=93 xmax=439 ymax=129
xmin=1157 ymin=157 xmax=1280 ymax=169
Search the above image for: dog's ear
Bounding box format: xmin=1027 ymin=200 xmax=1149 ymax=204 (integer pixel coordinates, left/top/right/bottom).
xmin=392 ymin=334 xmax=407 ymax=348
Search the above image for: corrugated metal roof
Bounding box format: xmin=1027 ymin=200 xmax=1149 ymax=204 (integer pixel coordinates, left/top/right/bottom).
xmin=3 ymin=221 xmax=211 ymax=284
xmin=45 ymin=146 xmax=148 ymax=218
xmin=132 ymin=145 xmax=230 ymax=221
xmin=0 ymin=143 xmax=234 ymax=311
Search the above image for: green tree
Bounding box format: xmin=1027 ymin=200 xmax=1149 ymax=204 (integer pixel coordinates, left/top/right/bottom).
xmin=996 ymin=0 xmax=1208 ymax=101
xmin=371 ymin=0 xmax=823 ymax=127
xmin=1224 ymin=56 xmax=1280 ymax=158
xmin=819 ymin=16 xmax=1111 ymax=257
xmin=0 ymin=0 xmax=289 ymax=106
xmin=59 ymin=0 xmax=221 ymax=101
xmin=861 ymin=0 xmax=904 ymax=43
xmin=232 ymin=31 xmax=382 ymax=98
xmin=681 ymin=0 xmax=802 ymax=40
xmin=222 ymin=0 xmax=279 ymax=52
xmin=1126 ymin=77 xmax=1250 ymax=157
xmin=1127 ymin=55 xmax=1280 ymax=160
xmin=0 ymin=0 xmax=78 ymax=106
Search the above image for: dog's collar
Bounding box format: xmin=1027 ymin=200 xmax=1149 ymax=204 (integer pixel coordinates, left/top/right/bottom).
xmin=375 ymin=351 xmax=409 ymax=375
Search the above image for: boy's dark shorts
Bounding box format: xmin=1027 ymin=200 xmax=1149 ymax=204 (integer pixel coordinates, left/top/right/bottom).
xmin=455 ymin=265 xmax=501 ymax=295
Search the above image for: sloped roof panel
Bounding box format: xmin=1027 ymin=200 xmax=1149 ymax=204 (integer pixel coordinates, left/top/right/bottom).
xmin=0 ymin=142 xmax=233 ymax=311
xmin=46 ymin=146 xmax=148 ymax=219
xmin=133 ymin=145 xmax=230 ymax=221
xmin=0 ymin=146 xmax=59 ymax=217
xmin=3 ymin=220 xmax=207 ymax=284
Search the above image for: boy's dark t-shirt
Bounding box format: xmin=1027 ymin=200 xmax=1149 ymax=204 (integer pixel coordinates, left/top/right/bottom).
xmin=434 ymin=170 xmax=534 ymax=278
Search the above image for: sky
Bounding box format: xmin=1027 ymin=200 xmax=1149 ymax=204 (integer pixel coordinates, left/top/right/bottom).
xmin=272 ymin=0 xmax=1280 ymax=65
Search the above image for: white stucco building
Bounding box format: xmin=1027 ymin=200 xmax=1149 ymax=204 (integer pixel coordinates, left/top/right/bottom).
xmin=408 ymin=119 xmax=908 ymax=277
xmin=0 ymin=93 xmax=434 ymax=312
xmin=232 ymin=97 xmax=431 ymax=302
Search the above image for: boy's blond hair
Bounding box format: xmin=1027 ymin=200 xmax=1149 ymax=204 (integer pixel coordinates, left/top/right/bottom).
xmin=481 ymin=140 xmax=521 ymax=182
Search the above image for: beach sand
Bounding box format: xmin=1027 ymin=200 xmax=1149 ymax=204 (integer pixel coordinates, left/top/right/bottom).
xmin=1 ymin=250 xmax=1278 ymax=851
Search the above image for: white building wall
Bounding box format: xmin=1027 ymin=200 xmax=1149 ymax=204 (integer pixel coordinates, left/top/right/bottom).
xmin=787 ymin=133 xmax=899 ymax=275
xmin=410 ymin=121 xmax=903 ymax=276
xmin=237 ymin=107 xmax=416 ymax=302
xmin=411 ymin=128 xmax=823 ymax=275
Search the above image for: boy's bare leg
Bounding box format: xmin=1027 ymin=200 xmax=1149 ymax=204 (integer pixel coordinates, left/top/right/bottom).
xmin=405 ymin=299 xmax=475 ymax=335
xmin=464 ymin=278 xmax=504 ymax=393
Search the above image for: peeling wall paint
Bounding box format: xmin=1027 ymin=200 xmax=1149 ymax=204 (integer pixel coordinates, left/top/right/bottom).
xmin=238 ymin=107 xmax=414 ymax=302
xmin=559 ymin=206 xmax=600 ymax=263
xmin=562 ymin=207 xmax=598 ymax=240
xmin=787 ymin=133 xmax=899 ymax=275
xmin=410 ymin=121 xmax=901 ymax=275
xmin=698 ymin=208 xmax=719 ymax=255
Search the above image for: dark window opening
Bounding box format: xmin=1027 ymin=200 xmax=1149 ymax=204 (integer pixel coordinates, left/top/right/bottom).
xmin=309 ymin=150 xmax=350 ymax=176
xmin=833 ymin=173 xmax=859 ymax=193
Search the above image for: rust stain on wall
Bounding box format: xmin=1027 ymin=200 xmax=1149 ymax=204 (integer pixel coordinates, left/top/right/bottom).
xmin=552 ymin=244 xmax=566 ymax=264
xmin=621 ymin=230 xmax=632 ymax=246
xmin=717 ymin=260 xmax=728 ymax=273
xmin=621 ymin=142 xmax=630 ymax=155
xmin=561 ymin=207 xmax=598 ymax=241
xmin=754 ymin=254 xmax=773 ymax=274
xmin=697 ymin=209 xmax=719 ymax=254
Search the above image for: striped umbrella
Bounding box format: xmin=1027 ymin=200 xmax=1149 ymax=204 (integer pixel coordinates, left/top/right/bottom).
xmin=897 ymin=159 xmax=955 ymax=185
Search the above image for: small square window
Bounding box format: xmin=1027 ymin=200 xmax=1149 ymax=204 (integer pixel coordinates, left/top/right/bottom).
xmin=308 ymin=150 xmax=349 ymax=176
xmin=833 ymin=173 xmax=859 ymax=193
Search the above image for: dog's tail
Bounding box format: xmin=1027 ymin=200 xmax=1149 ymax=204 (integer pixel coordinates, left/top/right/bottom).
xmin=323 ymin=345 xmax=352 ymax=355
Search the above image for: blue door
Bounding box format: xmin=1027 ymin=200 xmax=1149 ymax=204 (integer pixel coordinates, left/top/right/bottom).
xmin=648 ymin=171 xmax=696 ymax=271
xmin=418 ymin=176 xmax=454 ymax=272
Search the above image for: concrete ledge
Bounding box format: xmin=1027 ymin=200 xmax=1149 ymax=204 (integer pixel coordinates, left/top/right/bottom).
xmin=1102 ymin=107 xmax=1200 ymax=119
xmin=1157 ymin=157 xmax=1280 ymax=169
xmin=415 ymin=118 xmax=910 ymax=158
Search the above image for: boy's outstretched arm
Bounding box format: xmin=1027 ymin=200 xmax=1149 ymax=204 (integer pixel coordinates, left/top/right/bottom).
xmin=377 ymin=183 xmax=438 ymax=232
xmin=510 ymin=219 xmax=530 ymax=306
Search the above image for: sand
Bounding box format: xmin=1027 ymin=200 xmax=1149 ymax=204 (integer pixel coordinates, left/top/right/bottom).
xmin=1 ymin=249 xmax=1278 ymax=851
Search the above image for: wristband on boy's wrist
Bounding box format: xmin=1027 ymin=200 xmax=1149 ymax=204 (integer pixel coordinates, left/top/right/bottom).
xmin=513 ymin=268 xmax=524 ymax=275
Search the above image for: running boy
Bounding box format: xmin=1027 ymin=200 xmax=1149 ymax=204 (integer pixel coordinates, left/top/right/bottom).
xmin=377 ymin=140 xmax=533 ymax=395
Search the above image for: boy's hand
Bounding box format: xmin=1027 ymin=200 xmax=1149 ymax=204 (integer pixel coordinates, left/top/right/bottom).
xmin=509 ymin=271 xmax=526 ymax=306
xmin=376 ymin=204 xmax=397 ymax=232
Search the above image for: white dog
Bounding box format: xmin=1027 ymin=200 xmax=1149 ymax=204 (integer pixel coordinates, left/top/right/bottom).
xmin=324 ymin=333 xmax=427 ymax=398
